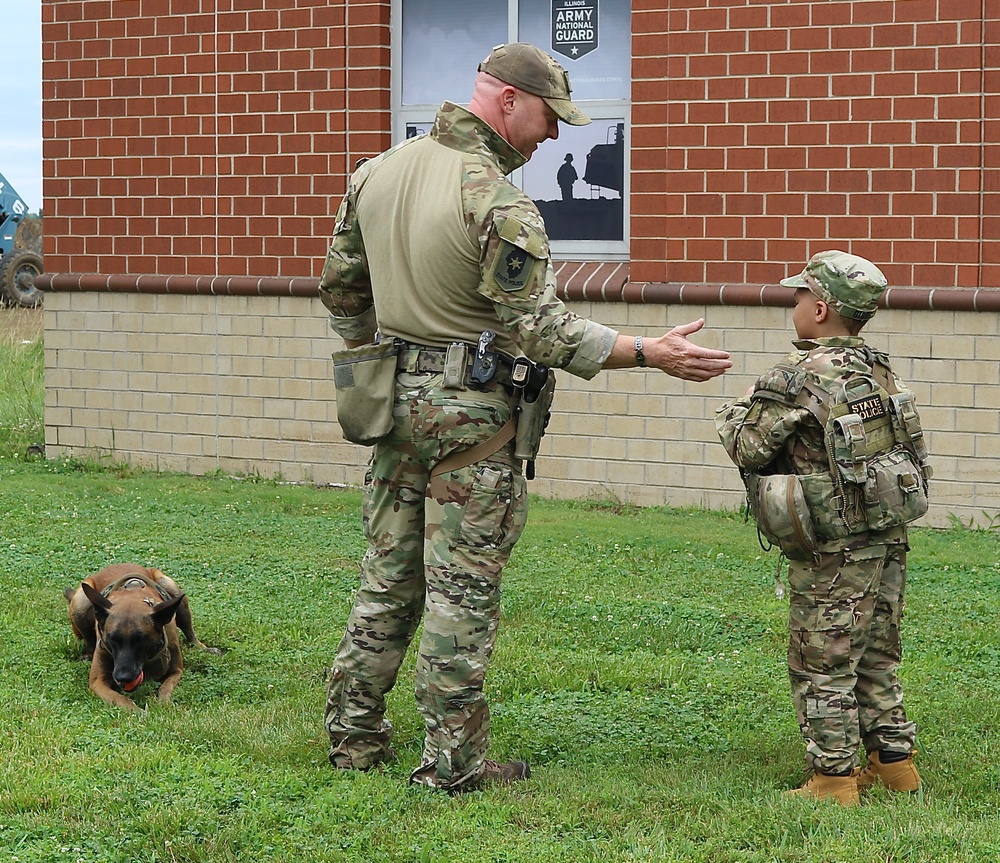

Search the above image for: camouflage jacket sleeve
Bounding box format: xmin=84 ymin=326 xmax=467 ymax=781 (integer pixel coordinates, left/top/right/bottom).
xmin=473 ymin=181 xmax=617 ymax=379
xmin=317 ymin=178 xmax=378 ymax=343
xmin=715 ymin=365 xmax=815 ymax=471
xmin=492 ymin=254 xmax=617 ymax=379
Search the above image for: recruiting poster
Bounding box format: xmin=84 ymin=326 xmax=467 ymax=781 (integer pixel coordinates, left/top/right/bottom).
xmin=519 ymin=0 xmax=631 ymax=101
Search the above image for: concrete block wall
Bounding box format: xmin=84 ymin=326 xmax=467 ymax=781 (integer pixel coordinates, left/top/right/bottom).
xmin=44 ymin=292 xmax=1000 ymax=528
xmin=44 ymin=291 xmax=364 ymax=484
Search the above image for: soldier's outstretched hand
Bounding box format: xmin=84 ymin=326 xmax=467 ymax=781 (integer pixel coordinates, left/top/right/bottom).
xmin=644 ymin=319 xmax=732 ymax=381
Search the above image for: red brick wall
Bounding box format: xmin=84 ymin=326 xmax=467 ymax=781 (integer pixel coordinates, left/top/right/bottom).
xmin=632 ymin=0 xmax=997 ymax=289
xmin=41 ymin=1 xmax=995 ymax=290
xmin=41 ymin=0 xmax=391 ymax=279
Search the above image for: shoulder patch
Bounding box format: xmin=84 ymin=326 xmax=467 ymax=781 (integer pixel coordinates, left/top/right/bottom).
xmin=489 ymin=216 xmax=546 ymax=294
xmin=492 ymin=243 xmax=534 ymax=293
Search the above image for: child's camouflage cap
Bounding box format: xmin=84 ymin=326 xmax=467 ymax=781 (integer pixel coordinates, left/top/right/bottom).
xmin=780 ymin=249 xmax=888 ymax=321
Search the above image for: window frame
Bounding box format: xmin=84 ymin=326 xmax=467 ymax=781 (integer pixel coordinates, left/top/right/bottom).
xmin=390 ymin=0 xmax=630 ymax=260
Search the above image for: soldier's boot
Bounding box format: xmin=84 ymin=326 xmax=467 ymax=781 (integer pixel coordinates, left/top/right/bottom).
xmin=450 ymin=759 xmax=530 ymax=794
xmin=785 ymin=771 xmax=860 ymax=806
xmin=857 ymin=750 xmax=921 ymax=793
xmin=480 ymin=759 xmax=530 ymax=786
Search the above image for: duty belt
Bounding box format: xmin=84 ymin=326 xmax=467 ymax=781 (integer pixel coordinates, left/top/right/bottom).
xmin=396 ymin=343 xmax=518 ymax=389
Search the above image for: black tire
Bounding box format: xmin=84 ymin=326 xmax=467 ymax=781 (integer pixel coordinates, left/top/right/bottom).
xmin=0 ymin=248 xmax=44 ymax=308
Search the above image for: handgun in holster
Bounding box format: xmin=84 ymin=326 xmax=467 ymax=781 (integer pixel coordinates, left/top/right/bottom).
xmin=511 ymin=357 xmax=555 ymax=480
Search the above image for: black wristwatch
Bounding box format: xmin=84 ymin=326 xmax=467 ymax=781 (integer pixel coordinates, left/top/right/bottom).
xmin=635 ymin=335 xmax=647 ymax=367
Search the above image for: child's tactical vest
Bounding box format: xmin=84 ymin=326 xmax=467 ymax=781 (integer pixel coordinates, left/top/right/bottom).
xmin=746 ymin=346 xmax=931 ymax=559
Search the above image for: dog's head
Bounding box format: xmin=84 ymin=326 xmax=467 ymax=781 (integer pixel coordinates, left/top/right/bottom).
xmin=80 ymin=582 xmax=184 ymax=693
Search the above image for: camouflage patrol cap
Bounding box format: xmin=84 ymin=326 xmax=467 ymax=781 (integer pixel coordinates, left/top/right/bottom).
xmin=478 ymin=43 xmax=591 ymax=126
xmin=780 ymin=249 xmax=888 ymax=321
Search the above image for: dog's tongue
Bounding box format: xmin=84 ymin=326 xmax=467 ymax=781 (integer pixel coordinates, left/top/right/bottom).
xmin=122 ymin=670 xmax=144 ymax=692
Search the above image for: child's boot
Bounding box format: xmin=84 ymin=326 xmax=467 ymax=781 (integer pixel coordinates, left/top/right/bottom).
xmin=857 ymin=750 xmax=921 ymax=793
xmin=785 ymin=771 xmax=860 ymax=806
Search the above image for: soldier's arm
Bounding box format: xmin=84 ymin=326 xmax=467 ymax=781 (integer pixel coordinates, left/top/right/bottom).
xmin=477 ymin=209 xmax=617 ymax=379
xmin=477 ymin=206 xmax=728 ymax=382
xmin=318 ymin=186 xmax=377 ymax=345
xmin=717 ymin=395 xmax=811 ymax=471
xmin=601 ymin=321 xmax=731 ymax=381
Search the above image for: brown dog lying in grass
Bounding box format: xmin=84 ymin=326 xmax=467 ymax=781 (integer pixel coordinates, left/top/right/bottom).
xmin=65 ymin=563 xmax=221 ymax=711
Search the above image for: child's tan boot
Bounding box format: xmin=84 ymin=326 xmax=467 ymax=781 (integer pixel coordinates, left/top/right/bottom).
xmin=785 ymin=771 xmax=860 ymax=806
xmin=857 ymin=750 xmax=921 ymax=793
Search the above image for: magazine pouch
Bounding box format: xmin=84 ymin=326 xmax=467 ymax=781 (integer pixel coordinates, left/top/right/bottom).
xmin=863 ymin=448 xmax=929 ymax=531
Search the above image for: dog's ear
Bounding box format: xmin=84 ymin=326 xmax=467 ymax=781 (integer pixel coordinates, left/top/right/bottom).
xmin=151 ymin=593 xmax=184 ymax=628
xmin=81 ymin=582 xmax=113 ymax=624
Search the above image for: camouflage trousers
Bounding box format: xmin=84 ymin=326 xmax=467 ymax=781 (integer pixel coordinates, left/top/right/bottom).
xmin=787 ymin=539 xmax=916 ymax=775
xmin=324 ymin=372 xmax=527 ymax=791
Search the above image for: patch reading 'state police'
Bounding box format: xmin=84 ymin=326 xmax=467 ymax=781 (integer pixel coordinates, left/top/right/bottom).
xmin=492 ymin=244 xmax=534 ymax=292
xmin=848 ymin=392 xmax=886 ymax=422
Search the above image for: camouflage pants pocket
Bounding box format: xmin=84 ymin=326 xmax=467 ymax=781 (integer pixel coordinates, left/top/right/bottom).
xmin=453 ymin=464 xmax=527 ymax=575
xmin=788 ymin=601 xmax=854 ymax=676
xmin=802 ymin=693 xmax=855 ymax=772
xmin=789 ymin=599 xmax=862 ymax=770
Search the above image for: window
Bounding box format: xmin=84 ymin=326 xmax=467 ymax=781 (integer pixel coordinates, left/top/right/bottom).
xmin=394 ymin=0 xmax=631 ymax=258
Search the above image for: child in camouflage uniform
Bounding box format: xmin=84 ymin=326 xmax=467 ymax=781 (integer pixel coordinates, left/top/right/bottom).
xmin=716 ymin=250 xmax=927 ymax=805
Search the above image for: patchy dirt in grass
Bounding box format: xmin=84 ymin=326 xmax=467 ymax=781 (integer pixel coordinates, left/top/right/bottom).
xmin=0 ymin=307 xmax=43 ymax=344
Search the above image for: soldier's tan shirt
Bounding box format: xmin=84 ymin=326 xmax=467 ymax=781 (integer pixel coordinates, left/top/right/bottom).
xmin=319 ymin=102 xmax=617 ymax=379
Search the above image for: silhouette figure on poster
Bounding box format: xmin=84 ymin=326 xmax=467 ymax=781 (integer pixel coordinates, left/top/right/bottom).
xmin=556 ymin=153 xmax=578 ymax=201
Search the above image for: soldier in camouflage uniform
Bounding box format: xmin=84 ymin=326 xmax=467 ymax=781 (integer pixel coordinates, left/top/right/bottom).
xmin=716 ymin=251 xmax=925 ymax=805
xmin=318 ymin=43 xmax=731 ymax=793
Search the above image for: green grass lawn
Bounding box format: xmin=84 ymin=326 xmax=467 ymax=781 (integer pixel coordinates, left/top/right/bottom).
xmin=2 ymin=459 xmax=999 ymax=862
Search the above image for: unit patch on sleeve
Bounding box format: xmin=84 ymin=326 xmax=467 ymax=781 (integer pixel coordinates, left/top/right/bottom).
xmin=493 ymin=244 xmax=533 ymax=292
xmin=486 ymin=214 xmax=546 ymax=296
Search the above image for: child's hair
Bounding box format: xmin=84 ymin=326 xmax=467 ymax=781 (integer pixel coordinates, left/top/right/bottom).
xmin=842 ymin=315 xmax=868 ymax=336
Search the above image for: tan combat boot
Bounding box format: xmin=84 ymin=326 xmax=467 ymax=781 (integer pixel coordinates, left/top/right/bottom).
xmin=478 ymin=759 xmax=531 ymax=787
xmin=857 ymin=750 xmax=921 ymax=793
xmin=448 ymin=759 xmax=531 ymax=795
xmin=785 ymin=771 xmax=860 ymax=806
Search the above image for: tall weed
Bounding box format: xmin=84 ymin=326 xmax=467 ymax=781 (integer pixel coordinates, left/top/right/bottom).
xmin=0 ymin=308 xmax=44 ymax=459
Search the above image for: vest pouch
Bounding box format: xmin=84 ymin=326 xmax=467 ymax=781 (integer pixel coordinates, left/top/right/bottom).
xmin=747 ymin=474 xmax=820 ymax=560
xmin=830 ymin=412 xmax=868 ymax=484
xmin=798 ymin=472 xmax=855 ymax=540
xmin=863 ymin=447 xmax=929 ymax=531
xmin=331 ymin=340 xmax=400 ymax=445
xmin=890 ymin=392 xmax=929 ymax=462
